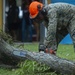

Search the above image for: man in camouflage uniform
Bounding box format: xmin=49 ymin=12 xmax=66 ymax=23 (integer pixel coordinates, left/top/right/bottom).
xmin=29 ymin=1 xmax=75 ymax=54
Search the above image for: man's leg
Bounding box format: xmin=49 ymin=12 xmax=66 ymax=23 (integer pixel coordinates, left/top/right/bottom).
xmin=67 ymin=17 xmax=75 ymax=52
xmin=56 ymin=28 xmax=68 ymax=45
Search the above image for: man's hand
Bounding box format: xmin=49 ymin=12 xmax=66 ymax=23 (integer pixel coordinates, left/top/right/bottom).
xmin=39 ymin=44 xmax=56 ymax=55
xmin=45 ymin=48 xmax=56 ymax=55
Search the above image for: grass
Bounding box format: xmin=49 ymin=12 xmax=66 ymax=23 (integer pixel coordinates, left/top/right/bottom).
xmin=0 ymin=43 xmax=75 ymax=75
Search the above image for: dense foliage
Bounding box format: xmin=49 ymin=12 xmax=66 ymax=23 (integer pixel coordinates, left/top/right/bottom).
xmin=0 ymin=30 xmax=13 ymax=44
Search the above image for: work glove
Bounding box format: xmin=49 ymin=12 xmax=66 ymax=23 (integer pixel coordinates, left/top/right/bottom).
xmin=45 ymin=48 xmax=56 ymax=55
xmin=39 ymin=44 xmax=56 ymax=55
xmin=39 ymin=44 xmax=46 ymax=52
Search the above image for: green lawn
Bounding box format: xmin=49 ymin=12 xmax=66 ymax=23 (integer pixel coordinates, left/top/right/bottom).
xmin=0 ymin=43 xmax=75 ymax=75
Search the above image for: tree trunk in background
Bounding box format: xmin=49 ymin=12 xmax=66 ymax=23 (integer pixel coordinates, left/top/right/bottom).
xmin=0 ymin=37 xmax=75 ymax=75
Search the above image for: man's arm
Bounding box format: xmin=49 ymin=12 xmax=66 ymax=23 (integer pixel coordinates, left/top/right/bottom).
xmin=44 ymin=9 xmax=57 ymax=51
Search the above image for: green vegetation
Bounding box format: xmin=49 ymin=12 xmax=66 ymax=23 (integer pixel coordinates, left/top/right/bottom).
xmin=0 ymin=43 xmax=75 ymax=75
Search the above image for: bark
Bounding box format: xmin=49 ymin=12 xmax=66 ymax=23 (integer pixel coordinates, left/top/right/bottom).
xmin=0 ymin=38 xmax=75 ymax=75
xmin=0 ymin=38 xmax=26 ymax=68
xmin=25 ymin=51 xmax=75 ymax=75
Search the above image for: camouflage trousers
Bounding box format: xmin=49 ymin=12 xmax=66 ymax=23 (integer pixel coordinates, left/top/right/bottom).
xmin=57 ymin=16 xmax=75 ymax=51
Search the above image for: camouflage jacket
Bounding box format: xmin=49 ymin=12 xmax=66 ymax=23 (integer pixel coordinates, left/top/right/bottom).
xmin=43 ymin=3 xmax=75 ymax=50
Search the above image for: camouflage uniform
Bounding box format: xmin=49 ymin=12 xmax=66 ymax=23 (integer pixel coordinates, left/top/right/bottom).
xmin=43 ymin=3 xmax=75 ymax=51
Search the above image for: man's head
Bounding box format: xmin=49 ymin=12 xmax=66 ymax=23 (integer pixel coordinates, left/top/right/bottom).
xmin=29 ymin=1 xmax=44 ymax=22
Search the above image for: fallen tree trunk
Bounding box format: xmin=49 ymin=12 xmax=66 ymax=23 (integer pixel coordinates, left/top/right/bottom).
xmin=26 ymin=51 xmax=75 ymax=75
xmin=0 ymin=38 xmax=26 ymax=68
xmin=0 ymin=38 xmax=75 ymax=75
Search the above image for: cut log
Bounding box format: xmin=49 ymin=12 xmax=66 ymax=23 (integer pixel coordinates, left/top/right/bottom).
xmin=0 ymin=38 xmax=26 ymax=68
xmin=25 ymin=51 xmax=75 ymax=75
xmin=0 ymin=38 xmax=75 ymax=75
